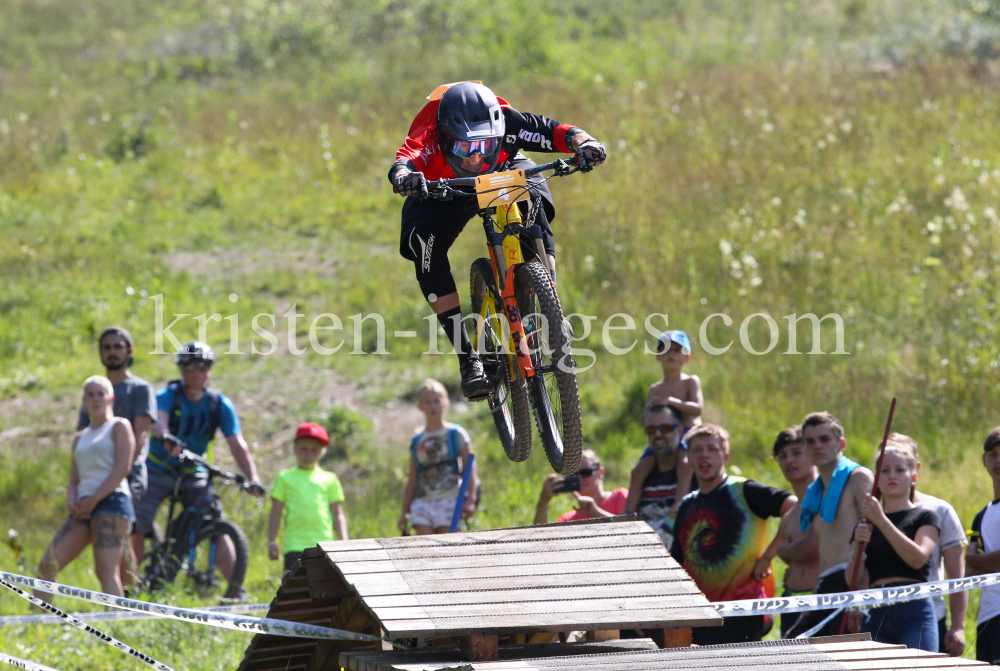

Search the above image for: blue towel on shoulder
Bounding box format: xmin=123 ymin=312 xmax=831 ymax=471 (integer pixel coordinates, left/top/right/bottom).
xmin=800 ymin=455 xmax=860 ymax=532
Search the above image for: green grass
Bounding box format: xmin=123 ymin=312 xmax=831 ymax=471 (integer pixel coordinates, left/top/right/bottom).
xmin=4 ymin=0 xmax=1000 ymax=666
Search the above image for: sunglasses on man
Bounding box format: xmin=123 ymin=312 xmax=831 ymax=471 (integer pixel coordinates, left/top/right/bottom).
xmin=577 ymin=466 xmax=600 ymax=477
xmin=645 ymin=423 xmax=680 ymax=436
xmin=181 ymin=361 xmax=212 ymax=371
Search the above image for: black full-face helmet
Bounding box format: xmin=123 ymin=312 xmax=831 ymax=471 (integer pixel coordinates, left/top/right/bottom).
xmin=436 ymin=82 xmax=505 ymax=178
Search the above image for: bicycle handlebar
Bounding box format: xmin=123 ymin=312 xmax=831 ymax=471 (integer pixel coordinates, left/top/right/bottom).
xmin=177 ymin=449 xmax=261 ymax=494
xmin=423 ymin=156 xmax=580 ymax=201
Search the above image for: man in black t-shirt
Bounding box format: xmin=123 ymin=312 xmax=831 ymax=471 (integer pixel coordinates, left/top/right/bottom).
xmin=634 ymin=405 xmax=695 ymax=547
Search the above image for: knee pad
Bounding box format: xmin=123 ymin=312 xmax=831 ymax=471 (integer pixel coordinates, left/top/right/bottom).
xmin=408 ymin=225 xmax=457 ymax=301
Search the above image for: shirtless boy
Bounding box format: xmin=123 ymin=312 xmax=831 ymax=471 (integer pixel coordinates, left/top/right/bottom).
xmin=625 ymin=330 xmax=702 ymax=514
xmin=784 ymin=411 xmax=874 ymax=638
xmin=752 ymin=427 xmax=820 ymax=637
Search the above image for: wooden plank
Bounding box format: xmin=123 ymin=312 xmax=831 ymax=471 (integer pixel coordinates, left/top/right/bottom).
xmin=337 ymin=560 xmax=398 ymax=575
xmin=837 ymin=660 xmax=987 ymax=669
xmin=339 ymin=639 xmax=663 ymax=671
xmin=337 ymin=546 xmax=670 ymax=572
xmin=346 ymin=572 xmax=412 ymax=596
xmin=321 ymin=523 xmax=656 ymax=562
xmin=348 ymin=569 xmax=693 ymax=597
xmin=809 ymin=641 xmax=899 ymax=652
xmin=338 ymin=557 xmax=673 ymax=578
xmin=328 ymin=534 xmax=661 ymax=564
xmin=363 ymin=580 xmax=703 ymax=608
xmin=326 ymin=549 xmax=395 ymax=563
xmin=318 ymin=539 xmax=385 ymax=552
xmin=829 ymin=648 xmax=980 ymax=662
xmin=378 ymin=606 xmax=721 ymax=637
xmin=373 ymin=521 xmax=655 ymax=546
xmin=464 ymin=644 xmax=826 ymax=666
xmin=454 ymin=645 xmax=844 ymax=671
xmin=372 ymin=593 xmax=711 ymax=620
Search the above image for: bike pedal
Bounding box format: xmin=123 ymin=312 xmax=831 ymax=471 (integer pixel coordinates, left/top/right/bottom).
xmin=467 ymin=390 xmax=491 ymax=403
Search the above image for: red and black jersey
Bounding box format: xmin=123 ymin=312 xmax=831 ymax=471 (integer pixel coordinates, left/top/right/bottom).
xmin=391 ymin=97 xmax=579 ymax=182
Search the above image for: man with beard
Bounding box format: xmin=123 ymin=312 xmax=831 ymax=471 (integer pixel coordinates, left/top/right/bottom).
xmin=670 ymin=423 xmax=796 ymax=644
xmin=633 ymin=405 xmax=697 ymax=547
xmin=76 ymin=327 xmax=156 ymax=589
xmin=784 ymin=411 xmax=874 ymax=638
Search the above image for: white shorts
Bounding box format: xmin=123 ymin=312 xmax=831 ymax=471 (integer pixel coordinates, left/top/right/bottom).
xmin=410 ymin=497 xmax=458 ymax=529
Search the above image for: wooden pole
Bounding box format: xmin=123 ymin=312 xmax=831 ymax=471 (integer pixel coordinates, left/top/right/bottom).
xmin=838 ymin=396 xmax=897 ymax=635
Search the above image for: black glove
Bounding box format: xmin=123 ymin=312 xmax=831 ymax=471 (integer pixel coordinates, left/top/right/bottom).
xmin=575 ymin=139 xmax=607 ymax=173
xmin=394 ymin=168 xmax=428 ymax=199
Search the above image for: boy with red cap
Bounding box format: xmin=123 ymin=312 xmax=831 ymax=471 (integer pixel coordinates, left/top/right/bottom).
xmin=268 ymin=423 xmax=348 ymax=572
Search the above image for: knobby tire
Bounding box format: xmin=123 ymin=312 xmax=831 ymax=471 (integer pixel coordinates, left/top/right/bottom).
xmin=515 ymin=261 xmax=583 ymax=475
xmin=191 ymin=520 xmax=249 ymax=601
xmin=470 ymin=257 xmax=532 ymax=462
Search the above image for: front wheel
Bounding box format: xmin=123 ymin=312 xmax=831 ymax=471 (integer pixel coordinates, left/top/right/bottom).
xmin=515 ymin=261 xmax=583 ymax=475
xmin=188 ymin=519 xmax=250 ymax=601
xmin=470 ymin=258 xmax=532 ymax=462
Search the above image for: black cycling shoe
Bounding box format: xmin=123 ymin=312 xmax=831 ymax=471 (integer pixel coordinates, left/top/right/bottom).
xmin=460 ymin=356 xmax=491 ymax=401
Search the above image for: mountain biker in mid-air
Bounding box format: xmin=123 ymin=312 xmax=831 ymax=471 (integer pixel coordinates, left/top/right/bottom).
xmin=390 ymin=81 xmax=607 ymax=400
xmin=137 ymin=341 xmax=264 ymax=581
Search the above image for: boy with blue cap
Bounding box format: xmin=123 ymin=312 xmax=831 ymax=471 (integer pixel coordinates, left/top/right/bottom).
xmin=624 ymin=330 xmax=703 ymax=516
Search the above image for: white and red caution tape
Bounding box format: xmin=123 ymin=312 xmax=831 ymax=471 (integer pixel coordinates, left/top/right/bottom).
xmin=0 ymin=572 xmax=382 ymax=643
xmin=713 ymin=571 xmax=1000 ymax=617
xmin=0 ymin=579 xmax=172 ymax=671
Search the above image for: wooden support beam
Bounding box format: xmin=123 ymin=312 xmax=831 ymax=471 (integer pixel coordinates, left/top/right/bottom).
xmin=304 ymin=553 xmax=347 ymax=600
xmin=454 ymin=635 xmax=498 ymax=662
xmin=649 ymin=627 xmax=692 ymax=649
xmin=584 ymin=630 xmax=620 ymax=641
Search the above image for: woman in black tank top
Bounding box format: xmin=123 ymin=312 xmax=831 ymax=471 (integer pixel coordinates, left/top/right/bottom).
xmin=846 ymin=447 xmax=940 ymax=651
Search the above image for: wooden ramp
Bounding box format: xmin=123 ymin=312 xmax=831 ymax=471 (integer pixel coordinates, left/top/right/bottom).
xmin=321 ymin=517 xmax=719 ymax=639
xmin=236 ymin=518 xmax=719 ymax=670
xmin=340 ymin=635 xmax=996 ymax=671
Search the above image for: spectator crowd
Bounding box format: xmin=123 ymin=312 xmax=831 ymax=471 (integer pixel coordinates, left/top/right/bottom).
xmin=29 ymin=325 xmax=1000 ymax=663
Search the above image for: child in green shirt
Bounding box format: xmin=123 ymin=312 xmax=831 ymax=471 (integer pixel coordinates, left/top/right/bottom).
xmin=268 ymin=423 xmax=348 ymax=572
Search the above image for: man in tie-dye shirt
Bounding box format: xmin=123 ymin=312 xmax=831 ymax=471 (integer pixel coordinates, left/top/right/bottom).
xmin=670 ymin=424 xmax=797 ymax=645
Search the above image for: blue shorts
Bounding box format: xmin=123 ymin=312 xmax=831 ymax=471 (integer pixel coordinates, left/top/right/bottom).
xmin=84 ymin=491 xmax=135 ymax=524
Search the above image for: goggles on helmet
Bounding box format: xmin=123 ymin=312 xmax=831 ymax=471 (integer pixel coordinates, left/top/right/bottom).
xmin=448 ymin=137 xmax=499 ymax=159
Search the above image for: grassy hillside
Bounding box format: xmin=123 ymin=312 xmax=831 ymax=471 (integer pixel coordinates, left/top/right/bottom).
xmin=3 ymin=0 xmax=1000 ymax=667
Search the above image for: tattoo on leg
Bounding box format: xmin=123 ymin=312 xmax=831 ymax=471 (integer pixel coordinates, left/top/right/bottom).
xmin=93 ymin=516 xmax=125 ymax=549
xmin=51 ymin=517 xmax=76 ymax=546
xmin=94 ymin=533 xmax=123 ymax=549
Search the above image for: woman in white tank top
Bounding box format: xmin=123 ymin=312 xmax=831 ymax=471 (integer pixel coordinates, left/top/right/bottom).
xmin=35 ymin=376 xmax=136 ymax=604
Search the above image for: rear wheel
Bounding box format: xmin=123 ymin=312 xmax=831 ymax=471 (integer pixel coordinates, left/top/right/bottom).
xmin=470 ymin=258 xmax=532 ymax=462
xmin=515 ymin=261 xmax=583 ymax=475
xmin=188 ymin=520 xmax=250 ymax=601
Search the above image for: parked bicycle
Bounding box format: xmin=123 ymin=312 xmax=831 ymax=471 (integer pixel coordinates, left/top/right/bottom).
xmin=139 ymin=448 xmax=259 ymax=601
xmin=424 ymin=157 xmax=583 ymax=475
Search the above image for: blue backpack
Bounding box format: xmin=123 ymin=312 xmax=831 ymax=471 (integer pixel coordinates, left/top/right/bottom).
xmin=410 ymin=424 xmax=461 ymax=473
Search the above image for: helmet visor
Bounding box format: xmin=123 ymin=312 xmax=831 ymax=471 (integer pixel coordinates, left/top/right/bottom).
xmin=448 ymin=137 xmax=499 ymax=159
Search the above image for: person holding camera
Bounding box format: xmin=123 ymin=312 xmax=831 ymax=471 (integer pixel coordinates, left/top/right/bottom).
xmin=533 ymin=450 xmax=627 ymax=524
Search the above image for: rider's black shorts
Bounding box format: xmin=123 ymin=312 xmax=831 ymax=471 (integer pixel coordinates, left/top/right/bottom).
xmin=399 ymin=155 xmax=556 ymax=301
xmin=135 ymin=467 xmax=214 ymax=535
